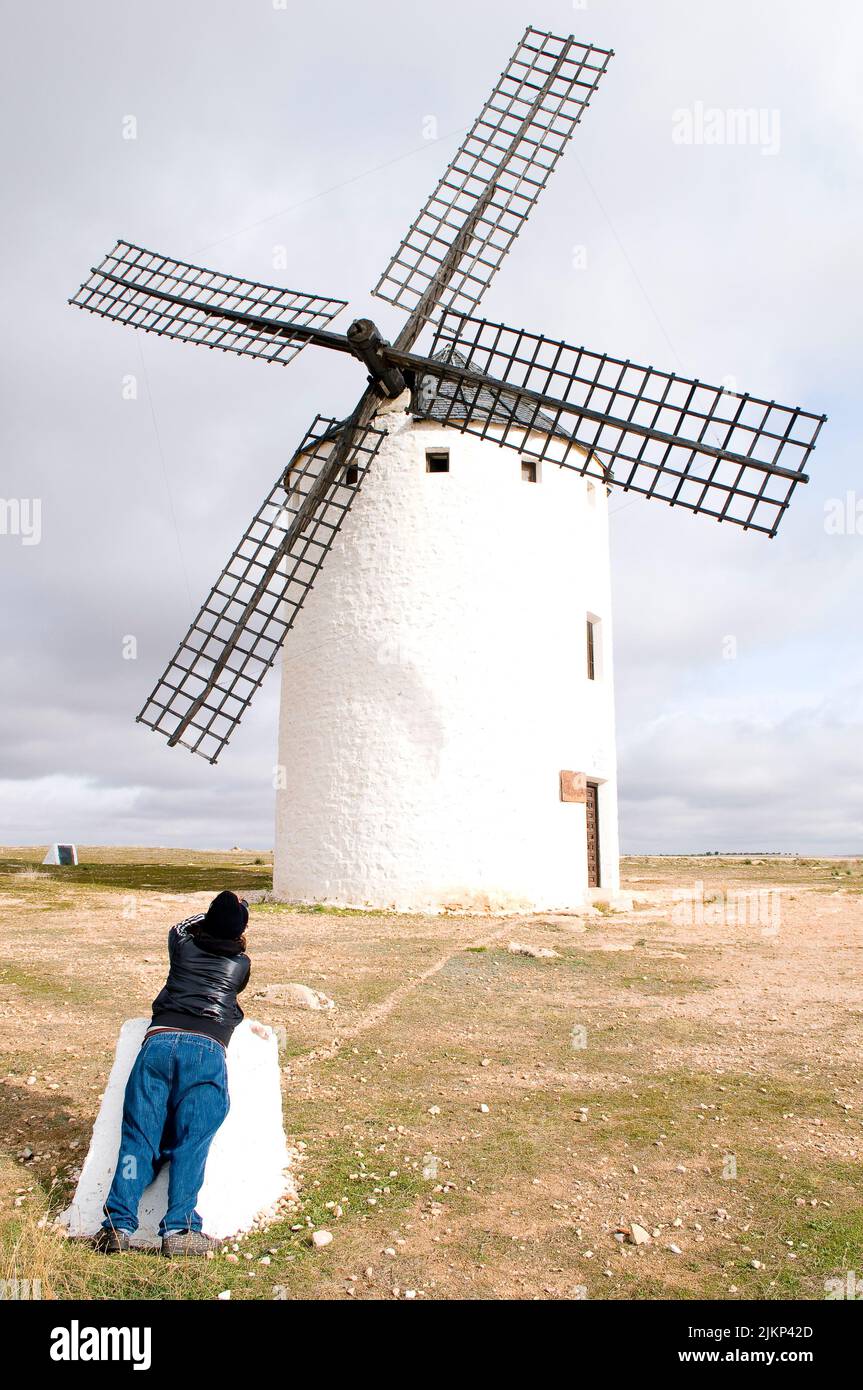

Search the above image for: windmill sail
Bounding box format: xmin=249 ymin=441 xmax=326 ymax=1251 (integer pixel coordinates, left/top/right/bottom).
xmin=409 ymin=311 xmax=826 ymax=536
xmin=70 ymin=241 xmax=347 ymax=367
xmin=137 ymin=416 xmax=386 ymax=763
xmin=373 ymin=26 xmax=612 ymax=330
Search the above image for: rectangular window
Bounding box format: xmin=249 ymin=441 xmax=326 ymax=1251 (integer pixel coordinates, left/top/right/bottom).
xmin=586 ymin=617 xmax=597 ymax=680
xmin=426 ymin=450 xmax=450 ymax=473
xmin=521 ymin=458 xmax=538 ymax=483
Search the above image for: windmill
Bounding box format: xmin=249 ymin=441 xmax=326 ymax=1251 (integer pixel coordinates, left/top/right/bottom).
xmin=71 ymin=26 xmax=826 ymax=912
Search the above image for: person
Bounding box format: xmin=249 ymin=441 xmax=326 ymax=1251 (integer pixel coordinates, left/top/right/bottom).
xmin=92 ymin=890 xmax=251 ymax=1257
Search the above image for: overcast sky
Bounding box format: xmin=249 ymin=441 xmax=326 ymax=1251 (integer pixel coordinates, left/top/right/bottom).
xmin=1 ymin=0 xmax=860 ymax=855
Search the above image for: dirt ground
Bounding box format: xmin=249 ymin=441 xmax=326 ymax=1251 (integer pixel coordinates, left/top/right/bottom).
xmin=1 ymin=846 xmax=861 ymax=1301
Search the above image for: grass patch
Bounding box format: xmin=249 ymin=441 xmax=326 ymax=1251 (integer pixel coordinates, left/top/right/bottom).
xmin=0 ymin=962 xmax=98 ymax=1006
xmin=0 ymin=860 xmax=271 ymax=895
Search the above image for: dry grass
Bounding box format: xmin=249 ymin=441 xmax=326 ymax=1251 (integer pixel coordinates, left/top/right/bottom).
xmin=1 ymin=847 xmax=861 ymax=1300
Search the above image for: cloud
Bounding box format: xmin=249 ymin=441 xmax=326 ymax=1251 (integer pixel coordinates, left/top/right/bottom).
xmin=618 ymin=687 xmax=863 ymax=853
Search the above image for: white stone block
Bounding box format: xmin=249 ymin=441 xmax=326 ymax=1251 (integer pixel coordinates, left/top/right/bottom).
xmin=59 ymin=1019 xmax=295 ymax=1245
xmin=42 ymin=843 xmax=78 ymax=866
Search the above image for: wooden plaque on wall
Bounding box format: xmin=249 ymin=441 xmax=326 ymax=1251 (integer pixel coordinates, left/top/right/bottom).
xmin=559 ymin=770 xmax=587 ymax=803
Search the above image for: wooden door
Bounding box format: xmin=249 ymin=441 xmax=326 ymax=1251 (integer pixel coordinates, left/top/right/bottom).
xmin=586 ymin=781 xmax=600 ymax=888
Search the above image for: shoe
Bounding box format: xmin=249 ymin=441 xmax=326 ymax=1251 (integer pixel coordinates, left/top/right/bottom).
xmin=161 ymin=1229 xmax=218 ymax=1258
xmin=92 ymin=1226 xmax=133 ymax=1254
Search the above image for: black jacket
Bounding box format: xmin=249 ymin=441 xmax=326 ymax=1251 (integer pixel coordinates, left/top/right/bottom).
xmin=150 ymin=915 xmax=251 ymax=1048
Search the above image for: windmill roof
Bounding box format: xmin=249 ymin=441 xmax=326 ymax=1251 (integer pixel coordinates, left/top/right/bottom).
xmin=416 ymin=347 xmax=568 ymax=439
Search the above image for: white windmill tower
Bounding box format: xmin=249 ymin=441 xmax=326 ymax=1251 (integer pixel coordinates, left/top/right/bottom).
xmin=70 ymin=27 xmax=826 ymax=912
xmin=273 ymin=376 xmax=620 ymax=913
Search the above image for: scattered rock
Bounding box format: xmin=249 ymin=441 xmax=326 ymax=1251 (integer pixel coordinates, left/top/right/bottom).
xmin=507 ymin=941 xmax=560 ymax=959
xmin=312 ymin=1230 xmax=333 ymax=1249
xmin=253 ymin=983 xmax=335 ymax=1011
xmin=629 ymin=1223 xmax=651 ymax=1246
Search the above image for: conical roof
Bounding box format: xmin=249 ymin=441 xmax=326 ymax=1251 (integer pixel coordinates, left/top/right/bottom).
xmin=413 ymin=347 xmax=566 ymax=438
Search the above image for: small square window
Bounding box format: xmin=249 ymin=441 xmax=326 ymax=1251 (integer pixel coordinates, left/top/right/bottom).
xmin=426 ymin=450 xmax=449 ymax=473
xmin=521 ymin=459 xmax=538 ymax=483
xmin=344 ymin=464 xmax=359 ymax=486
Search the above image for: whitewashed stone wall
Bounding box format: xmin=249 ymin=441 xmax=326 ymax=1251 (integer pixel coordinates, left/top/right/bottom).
xmin=274 ymin=404 xmax=619 ymax=912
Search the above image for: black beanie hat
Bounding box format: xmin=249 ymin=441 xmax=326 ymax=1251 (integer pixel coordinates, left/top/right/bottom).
xmin=204 ymin=890 xmax=249 ymax=940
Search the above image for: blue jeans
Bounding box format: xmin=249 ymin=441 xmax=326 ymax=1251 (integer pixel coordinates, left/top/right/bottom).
xmin=101 ymin=1030 xmax=230 ymax=1237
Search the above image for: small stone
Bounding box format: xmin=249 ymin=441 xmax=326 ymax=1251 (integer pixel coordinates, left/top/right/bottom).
xmin=629 ymin=1223 xmax=651 ymax=1246
xmin=479 ymin=1103 xmax=490 ymax=1114
xmin=428 ymin=1106 xmax=440 ymax=1115
xmin=217 ymin=1290 xmax=231 ymax=1300
xmin=312 ymin=1230 xmax=333 ymax=1249
xmin=668 ymin=1244 xmax=683 ymax=1255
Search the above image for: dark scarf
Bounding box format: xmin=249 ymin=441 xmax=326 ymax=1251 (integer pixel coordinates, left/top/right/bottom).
xmin=188 ymin=922 xmax=247 ymax=956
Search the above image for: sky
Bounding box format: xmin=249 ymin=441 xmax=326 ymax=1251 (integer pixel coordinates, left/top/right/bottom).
xmin=0 ymin=0 xmax=860 ymax=855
